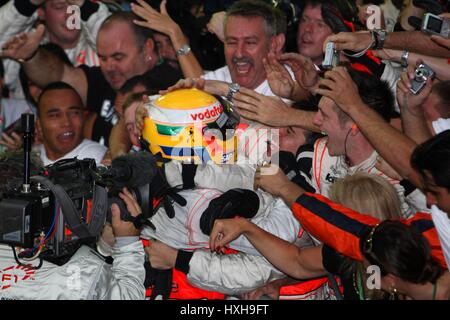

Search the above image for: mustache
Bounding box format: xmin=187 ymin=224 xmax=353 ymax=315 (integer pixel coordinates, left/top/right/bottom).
xmin=232 ymin=57 xmax=253 ymax=65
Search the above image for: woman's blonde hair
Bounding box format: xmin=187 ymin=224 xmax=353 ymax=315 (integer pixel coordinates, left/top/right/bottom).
xmin=329 ymin=172 xmax=403 ymax=300
xmin=329 ymin=172 xmax=402 ymax=221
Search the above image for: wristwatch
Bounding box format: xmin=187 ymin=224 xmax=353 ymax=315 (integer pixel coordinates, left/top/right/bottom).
xmin=175 ymin=44 xmax=191 ymax=57
xmin=400 ymin=50 xmax=409 ymax=68
xmin=371 ymin=29 xmax=387 ymax=50
xmin=226 ymin=83 xmax=240 ymax=101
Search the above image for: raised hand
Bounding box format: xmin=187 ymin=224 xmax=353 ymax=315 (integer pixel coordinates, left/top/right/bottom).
xmin=1 ymin=24 xmax=45 ymax=62
xmin=315 ymin=67 xmax=365 ymax=114
xmin=263 ymin=52 xmax=295 ymax=99
xmin=279 ymin=52 xmax=319 ymax=92
xmin=207 ymin=11 xmax=226 ymax=42
xmin=396 ymin=61 xmax=433 ymax=114
xmin=131 ymin=0 xmax=181 ymax=38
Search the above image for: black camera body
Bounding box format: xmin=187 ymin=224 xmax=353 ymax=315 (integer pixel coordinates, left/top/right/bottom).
xmin=410 ymin=63 xmax=435 ymax=95
xmin=0 ymin=157 xmax=101 ymax=262
xmin=0 ymin=186 xmax=54 ymax=248
xmin=0 ymin=114 xmax=183 ymax=266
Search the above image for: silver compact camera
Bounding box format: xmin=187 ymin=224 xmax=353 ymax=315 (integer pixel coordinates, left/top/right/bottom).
xmin=322 ymin=42 xmax=340 ymax=70
xmin=410 ymin=63 xmax=435 ymax=95
xmin=421 ymin=13 xmax=450 ymax=38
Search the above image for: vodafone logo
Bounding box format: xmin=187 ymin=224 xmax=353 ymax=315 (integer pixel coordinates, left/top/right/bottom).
xmin=1 ymin=265 xmax=36 ymax=290
xmin=190 ymin=106 xmax=222 ymax=121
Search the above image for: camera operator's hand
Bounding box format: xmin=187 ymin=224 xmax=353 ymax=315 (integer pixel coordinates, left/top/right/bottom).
xmin=232 ymin=87 xmax=292 ymax=126
xmin=396 ymin=61 xmax=433 ymax=114
xmin=324 ymin=31 xmax=373 ymax=52
xmin=0 ymin=132 xmax=23 ymax=150
xmin=1 ymin=24 xmax=45 ymax=62
xmin=145 ymin=240 xmax=177 ymax=270
xmin=315 ymin=67 xmax=365 ymax=114
xmin=111 ymin=188 xmax=142 ymax=237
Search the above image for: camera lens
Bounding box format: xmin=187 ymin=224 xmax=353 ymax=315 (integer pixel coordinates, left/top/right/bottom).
xmin=415 ymin=68 xmax=428 ymax=81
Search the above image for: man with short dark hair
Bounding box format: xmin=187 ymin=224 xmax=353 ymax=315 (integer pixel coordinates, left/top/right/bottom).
xmin=298 ymin=67 xmax=426 ymax=218
xmin=34 ymin=81 xmax=106 ymax=166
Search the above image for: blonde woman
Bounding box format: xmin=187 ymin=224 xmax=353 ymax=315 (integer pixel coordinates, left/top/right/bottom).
xmin=215 ymin=172 xmax=403 ymax=300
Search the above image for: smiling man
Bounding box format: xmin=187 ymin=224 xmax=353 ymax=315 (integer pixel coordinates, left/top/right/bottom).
xmin=202 ymin=0 xmax=284 ymax=95
xmin=35 ymin=81 xmax=106 ymax=166
xmin=292 ymin=67 xmax=429 ymax=219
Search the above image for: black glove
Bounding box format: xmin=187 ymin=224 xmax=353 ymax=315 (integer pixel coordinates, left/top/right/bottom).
xmin=144 ymin=261 xmax=173 ymax=300
xmin=200 ymin=189 xmax=260 ymax=235
xmin=181 ymin=163 xmax=198 ymax=189
xmin=149 ymin=166 xmax=187 ymax=219
xmin=106 ymin=197 xmax=156 ymax=230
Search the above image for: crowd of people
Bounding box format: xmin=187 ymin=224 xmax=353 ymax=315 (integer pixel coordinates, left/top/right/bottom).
xmin=0 ymin=0 xmax=449 ymax=300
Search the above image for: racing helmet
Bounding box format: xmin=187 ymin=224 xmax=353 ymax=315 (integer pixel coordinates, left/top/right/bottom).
xmin=141 ymin=88 xmax=239 ymax=164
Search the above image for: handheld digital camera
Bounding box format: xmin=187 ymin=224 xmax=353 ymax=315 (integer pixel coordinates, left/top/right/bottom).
xmin=410 ymin=63 xmax=435 ymax=95
xmin=322 ymin=42 xmax=340 ymax=70
xmin=421 ymin=13 xmax=450 ymax=38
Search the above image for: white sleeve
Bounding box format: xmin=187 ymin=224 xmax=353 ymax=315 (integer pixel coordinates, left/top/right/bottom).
xmin=81 ymin=1 xmax=111 ymax=50
xmin=187 ymin=250 xmax=285 ymax=295
xmin=0 ymin=1 xmax=37 ymax=45
xmin=0 ymin=1 xmax=38 ymax=97
xmin=194 ymin=163 xmax=256 ymax=191
xmin=96 ymin=240 xmax=146 ymax=300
